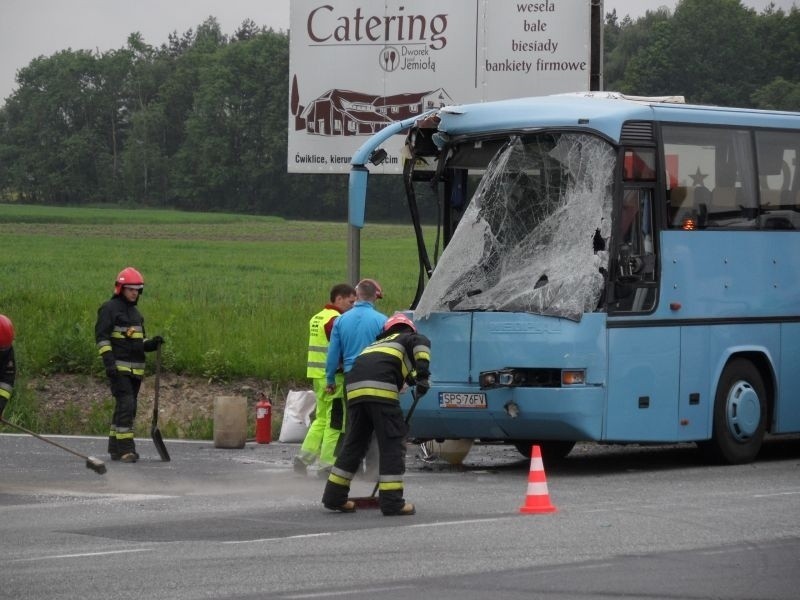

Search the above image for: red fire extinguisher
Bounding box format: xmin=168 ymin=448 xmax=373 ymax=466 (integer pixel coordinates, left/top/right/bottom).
xmin=255 ymin=393 xmax=272 ymax=444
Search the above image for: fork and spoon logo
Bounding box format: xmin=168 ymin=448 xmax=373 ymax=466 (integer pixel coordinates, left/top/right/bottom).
xmin=380 ymin=47 xmax=400 ymax=72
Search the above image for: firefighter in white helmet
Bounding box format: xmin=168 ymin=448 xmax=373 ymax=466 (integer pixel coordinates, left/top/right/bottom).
xmin=0 ymin=314 xmax=16 ymax=418
xmin=321 ymin=313 xmax=431 ymax=516
xmin=95 ymin=267 xmax=163 ymax=462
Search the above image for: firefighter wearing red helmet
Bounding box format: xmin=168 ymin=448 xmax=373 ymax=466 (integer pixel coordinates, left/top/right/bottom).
xmin=321 ymin=312 xmax=431 ymax=516
xmin=95 ymin=268 xmax=164 ymax=462
xmin=0 ymin=314 xmax=16 ymax=418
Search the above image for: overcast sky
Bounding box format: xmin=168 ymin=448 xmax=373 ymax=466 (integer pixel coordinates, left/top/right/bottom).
xmin=0 ymin=0 xmax=797 ymax=103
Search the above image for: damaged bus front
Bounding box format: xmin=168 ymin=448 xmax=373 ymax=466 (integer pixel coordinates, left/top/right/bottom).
xmin=352 ymin=94 xmax=637 ymax=459
xmin=408 ymin=97 xmax=621 ymax=460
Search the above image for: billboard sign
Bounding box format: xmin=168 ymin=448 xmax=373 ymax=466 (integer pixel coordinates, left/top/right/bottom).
xmin=288 ymin=0 xmax=593 ymax=173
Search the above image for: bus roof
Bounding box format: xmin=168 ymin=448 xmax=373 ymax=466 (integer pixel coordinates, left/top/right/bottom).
xmin=434 ymin=92 xmax=800 ymax=143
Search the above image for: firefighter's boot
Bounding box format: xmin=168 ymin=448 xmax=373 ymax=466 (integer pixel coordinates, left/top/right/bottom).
xmin=117 ymin=432 xmax=138 ymax=463
xmin=107 ymin=431 xmax=120 ymax=461
xmin=384 ymin=502 xmax=416 ymax=516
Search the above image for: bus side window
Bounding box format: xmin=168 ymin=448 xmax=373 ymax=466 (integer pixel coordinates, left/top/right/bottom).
xmin=756 ymin=131 xmax=800 ymax=230
xmin=614 ymin=188 xmax=657 ymax=312
xmin=619 ymin=189 xmax=654 ymax=265
xmin=663 ymin=125 xmax=756 ymax=229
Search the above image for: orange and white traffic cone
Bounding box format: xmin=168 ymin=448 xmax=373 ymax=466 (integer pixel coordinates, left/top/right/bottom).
xmin=519 ymin=444 xmax=557 ymax=514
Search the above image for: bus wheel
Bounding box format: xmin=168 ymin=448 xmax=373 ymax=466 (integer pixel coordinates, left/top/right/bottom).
xmin=702 ymin=358 xmax=766 ymax=465
xmin=513 ymin=440 xmax=576 ymax=461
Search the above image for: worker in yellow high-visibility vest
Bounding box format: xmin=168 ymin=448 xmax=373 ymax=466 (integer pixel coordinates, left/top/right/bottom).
xmin=294 ymin=283 xmax=356 ymax=477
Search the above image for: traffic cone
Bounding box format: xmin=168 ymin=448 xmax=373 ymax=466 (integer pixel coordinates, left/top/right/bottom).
xmin=519 ymin=444 xmax=557 ymax=514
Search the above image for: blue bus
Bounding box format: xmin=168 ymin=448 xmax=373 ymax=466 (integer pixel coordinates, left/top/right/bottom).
xmin=348 ymin=92 xmax=800 ymax=464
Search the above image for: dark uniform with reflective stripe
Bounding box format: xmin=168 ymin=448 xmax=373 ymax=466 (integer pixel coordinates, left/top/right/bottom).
xmin=95 ymin=294 xmax=158 ymax=458
xmin=322 ymin=330 xmax=431 ymax=515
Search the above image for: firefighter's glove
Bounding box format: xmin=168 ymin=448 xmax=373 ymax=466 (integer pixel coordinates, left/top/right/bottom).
xmin=105 ymin=366 xmax=118 ymax=380
xmin=144 ymin=336 xmax=164 ymax=352
xmin=415 ymin=378 xmax=430 ymax=397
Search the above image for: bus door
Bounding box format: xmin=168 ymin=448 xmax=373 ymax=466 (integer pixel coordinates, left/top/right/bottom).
xmin=605 ymin=146 xmax=682 ymax=441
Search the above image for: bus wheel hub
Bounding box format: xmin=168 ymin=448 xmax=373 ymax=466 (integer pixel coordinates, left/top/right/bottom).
xmin=725 ymin=380 xmax=760 ymax=441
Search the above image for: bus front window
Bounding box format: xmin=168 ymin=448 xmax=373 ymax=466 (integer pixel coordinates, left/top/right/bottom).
xmin=415 ymin=133 xmax=615 ymax=321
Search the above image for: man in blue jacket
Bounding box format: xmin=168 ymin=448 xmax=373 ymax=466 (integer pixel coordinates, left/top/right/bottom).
xmin=325 ymin=278 xmax=387 ymax=391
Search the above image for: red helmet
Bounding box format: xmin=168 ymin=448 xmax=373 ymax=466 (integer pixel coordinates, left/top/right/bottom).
xmin=0 ymin=314 xmax=14 ymax=348
xmin=114 ymin=267 xmax=144 ymax=295
xmin=383 ymin=313 xmax=416 ymax=333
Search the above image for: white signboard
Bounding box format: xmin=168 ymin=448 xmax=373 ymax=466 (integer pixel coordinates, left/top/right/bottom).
xmin=288 ymin=0 xmax=592 ymax=173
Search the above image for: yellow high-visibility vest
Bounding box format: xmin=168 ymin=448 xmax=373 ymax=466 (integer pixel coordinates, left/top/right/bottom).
xmin=306 ymin=307 xmax=339 ymax=379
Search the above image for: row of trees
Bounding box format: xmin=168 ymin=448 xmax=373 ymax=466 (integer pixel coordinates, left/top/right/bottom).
xmin=0 ymin=0 xmax=799 ymax=217
xmin=0 ymin=18 xmax=367 ymax=218
xmin=604 ymin=0 xmax=800 ymax=108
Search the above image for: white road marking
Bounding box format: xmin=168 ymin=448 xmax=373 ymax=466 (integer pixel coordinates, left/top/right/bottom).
xmin=222 ymin=532 xmax=332 ymax=545
xmin=408 ymin=516 xmax=517 ymax=528
xmin=282 ymin=585 xmax=414 ymax=598
xmin=753 ymin=490 xmax=800 ymax=498
xmin=11 ymin=548 xmax=152 ymax=563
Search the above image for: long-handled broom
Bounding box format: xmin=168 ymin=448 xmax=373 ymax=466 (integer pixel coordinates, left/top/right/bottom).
xmin=0 ymin=417 xmax=107 ymax=474
xmin=350 ymin=386 xmax=422 ymax=509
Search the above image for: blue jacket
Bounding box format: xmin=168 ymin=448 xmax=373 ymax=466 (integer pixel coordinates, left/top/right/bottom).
xmin=325 ymin=300 xmax=387 ymax=385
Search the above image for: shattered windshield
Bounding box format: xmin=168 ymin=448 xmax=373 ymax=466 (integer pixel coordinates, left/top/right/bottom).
xmin=414 ymin=133 xmax=615 ymax=321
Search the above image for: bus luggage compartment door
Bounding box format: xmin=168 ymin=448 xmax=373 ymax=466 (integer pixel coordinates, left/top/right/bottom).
xmin=606 ymin=326 xmax=680 ymax=441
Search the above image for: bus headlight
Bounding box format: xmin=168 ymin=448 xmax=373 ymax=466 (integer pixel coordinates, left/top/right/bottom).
xmin=479 ymin=368 xmax=523 ymax=389
xmin=480 ymin=371 xmax=498 ymax=388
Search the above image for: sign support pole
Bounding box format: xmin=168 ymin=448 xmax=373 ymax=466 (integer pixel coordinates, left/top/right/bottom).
xmin=347 ymin=224 xmax=360 ymax=285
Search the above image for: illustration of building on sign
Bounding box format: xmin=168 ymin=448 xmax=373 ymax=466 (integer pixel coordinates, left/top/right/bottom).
xmin=291 ymin=76 xmax=452 ymax=136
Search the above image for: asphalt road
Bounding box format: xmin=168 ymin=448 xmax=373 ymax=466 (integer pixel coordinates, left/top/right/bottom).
xmin=1 ymin=432 xmax=799 ymax=600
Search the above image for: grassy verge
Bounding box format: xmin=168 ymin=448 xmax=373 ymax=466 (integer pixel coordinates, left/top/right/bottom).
xmin=0 ymin=203 xmax=433 ymax=437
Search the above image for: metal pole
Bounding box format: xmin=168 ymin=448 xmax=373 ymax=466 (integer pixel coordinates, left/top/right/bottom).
xmin=347 ymin=223 xmax=360 ymax=285
xmin=591 ymin=0 xmax=604 ymax=91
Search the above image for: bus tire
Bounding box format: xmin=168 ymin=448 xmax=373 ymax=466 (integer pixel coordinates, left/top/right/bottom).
xmin=513 ymin=440 xmax=576 ymax=461
xmin=702 ymin=358 xmax=766 ymax=465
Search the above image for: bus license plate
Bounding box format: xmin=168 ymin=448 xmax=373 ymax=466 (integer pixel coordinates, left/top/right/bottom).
xmin=439 ymin=392 xmax=487 ymax=409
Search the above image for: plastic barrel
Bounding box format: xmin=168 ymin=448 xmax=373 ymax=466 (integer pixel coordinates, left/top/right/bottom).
xmin=213 ymin=396 xmax=247 ymax=449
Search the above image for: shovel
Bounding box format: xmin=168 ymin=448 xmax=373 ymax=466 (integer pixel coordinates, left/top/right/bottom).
xmin=151 ymin=344 xmax=170 ymax=461
xmin=350 ymin=386 xmax=423 ymax=509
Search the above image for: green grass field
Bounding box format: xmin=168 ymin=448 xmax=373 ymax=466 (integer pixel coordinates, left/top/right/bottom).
xmin=0 ymin=204 xmax=431 ymax=434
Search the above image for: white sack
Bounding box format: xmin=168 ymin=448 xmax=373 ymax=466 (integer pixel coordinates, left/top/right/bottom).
xmin=278 ymin=390 xmax=317 ymax=443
